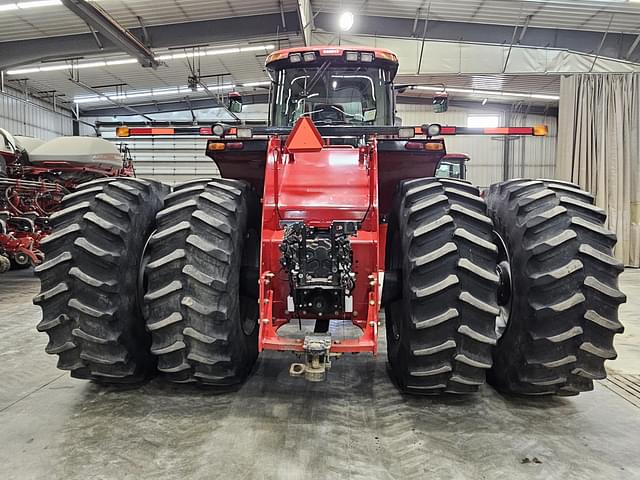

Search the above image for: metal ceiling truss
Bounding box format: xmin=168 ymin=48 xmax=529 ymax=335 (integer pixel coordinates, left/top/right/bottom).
xmin=296 ymin=0 xmax=315 ymax=46
xmin=2 ymin=9 xmax=639 ymax=71
xmin=0 ymin=12 xmax=299 ymax=70
xmin=60 ymin=0 xmax=159 ymax=68
xmin=312 ymin=13 xmax=640 ymax=65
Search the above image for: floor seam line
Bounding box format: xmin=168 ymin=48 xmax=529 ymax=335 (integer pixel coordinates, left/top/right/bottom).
xmin=0 ymin=372 xmax=67 ymax=413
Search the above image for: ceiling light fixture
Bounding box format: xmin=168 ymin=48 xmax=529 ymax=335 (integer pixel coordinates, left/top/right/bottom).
xmin=155 ymin=45 xmax=274 ymax=61
xmin=339 ymin=11 xmax=354 ymax=31
xmin=73 ymin=80 xmax=270 ymax=105
xmin=74 ymin=84 xmax=235 ymax=104
xmin=413 ymin=85 xmax=559 ymax=101
xmin=0 ymin=0 xmax=61 ymax=11
xmin=241 ymin=81 xmax=271 ymax=87
xmin=6 ymin=45 xmax=275 ymax=76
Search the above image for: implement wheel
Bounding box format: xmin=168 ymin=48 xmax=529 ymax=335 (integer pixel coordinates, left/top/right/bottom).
xmin=486 ymin=179 xmax=626 ymax=395
xmin=143 ymin=178 xmax=260 ymax=387
xmin=34 ymin=178 xmax=169 ymax=383
xmin=385 ymin=177 xmax=499 ymax=394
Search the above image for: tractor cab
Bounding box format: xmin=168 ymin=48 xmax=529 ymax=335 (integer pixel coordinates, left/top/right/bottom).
xmin=436 ymin=153 xmax=470 ymax=180
xmin=265 ymin=46 xmax=398 ymax=127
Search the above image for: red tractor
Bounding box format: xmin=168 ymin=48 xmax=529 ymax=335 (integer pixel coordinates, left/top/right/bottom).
xmin=0 ymin=129 xmax=134 ymax=272
xmin=34 ymin=47 xmax=625 ymax=396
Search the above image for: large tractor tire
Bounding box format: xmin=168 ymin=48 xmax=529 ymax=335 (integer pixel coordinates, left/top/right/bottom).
xmin=143 ymin=178 xmax=260 ymax=387
xmin=486 ymin=179 xmax=626 ymax=395
xmin=34 ymin=178 xmax=169 ymax=383
xmin=385 ymin=177 xmax=500 ymax=394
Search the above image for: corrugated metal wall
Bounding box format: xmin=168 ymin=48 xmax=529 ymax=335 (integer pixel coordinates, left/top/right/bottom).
xmin=397 ymin=103 xmax=558 ymax=188
xmin=100 ymin=130 xmax=218 ymax=184
xmin=508 ymin=110 xmax=557 ymax=181
xmin=0 ymin=90 xmax=74 ymax=139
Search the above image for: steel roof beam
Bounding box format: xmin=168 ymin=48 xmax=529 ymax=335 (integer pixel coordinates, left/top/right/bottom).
xmin=296 ymin=0 xmax=314 ymax=46
xmin=60 ymin=0 xmax=159 ymax=68
xmin=0 ymin=12 xmax=300 ymax=70
xmin=626 ymin=34 xmax=640 ymax=60
xmin=314 ymin=13 xmax=640 ymax=64
xmin=2 ymin=9 xmax=638 ymax=70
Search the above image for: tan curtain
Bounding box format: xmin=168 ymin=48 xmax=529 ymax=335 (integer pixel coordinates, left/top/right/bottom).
xmin=557 ymin=74 xmax=640 ymax=266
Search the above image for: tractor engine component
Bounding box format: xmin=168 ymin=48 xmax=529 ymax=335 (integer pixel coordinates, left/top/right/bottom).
xmin=280 ymin=221 xmax=356 ymax=317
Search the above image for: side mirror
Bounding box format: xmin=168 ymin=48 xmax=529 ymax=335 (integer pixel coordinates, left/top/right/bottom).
xmin=227 ymin=92 xmax=243 ymax=114
xmin=363 ymin=108 xmax=377 ymax=122
xmin=433 ymin=92 xmax=449 ymax=113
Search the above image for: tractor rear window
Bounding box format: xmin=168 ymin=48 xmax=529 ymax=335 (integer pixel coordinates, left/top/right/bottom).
xmin=270 ymin=64 xmax=393 ymax=127
xmin=436 ymin=161 xmax=463 ymax=179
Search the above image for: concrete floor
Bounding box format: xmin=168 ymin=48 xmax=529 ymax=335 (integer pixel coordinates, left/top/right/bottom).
xmin=1 ymin=269 xmax=640 ymax=480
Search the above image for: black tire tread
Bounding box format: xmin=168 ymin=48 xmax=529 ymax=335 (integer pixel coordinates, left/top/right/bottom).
xmin=34 ymin=177 xmax=169 ymax=382
xmin=486 ymin=179 xmax=625 ymax=395
xmin=386 ymin=177 xmax=499 ymax=395
xmin=143 ymin=178 xmax=259 ymax=386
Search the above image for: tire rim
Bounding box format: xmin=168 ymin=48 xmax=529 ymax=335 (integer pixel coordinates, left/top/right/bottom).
xmin=137 ymin=230 xmax=154 ymax=317
xmin=240 ymin=228 xmax=260 ymax=336
xmin=385 ymin=222 xmax=404 ymax=353
xmin=494 ymin=231 xmax=513 ymax=341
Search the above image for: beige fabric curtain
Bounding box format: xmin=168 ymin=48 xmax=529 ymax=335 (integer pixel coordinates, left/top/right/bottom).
xmin=557 ymin=74 xmax=640 ymax=266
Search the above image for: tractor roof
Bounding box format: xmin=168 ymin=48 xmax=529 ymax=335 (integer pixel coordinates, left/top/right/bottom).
xmin=443 ymin=153 xmax=471 ymax=161
xmin=265 ymin=46 xmax=399 ymax=78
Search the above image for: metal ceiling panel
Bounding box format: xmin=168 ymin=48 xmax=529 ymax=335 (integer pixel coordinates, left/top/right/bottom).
xmin=0 ymin=0 xmax=298 ymax=41
xmin=396 ymin=73 xmax=561 ymax=95
xmin=314 ymin=0 xmax=640 ymax=34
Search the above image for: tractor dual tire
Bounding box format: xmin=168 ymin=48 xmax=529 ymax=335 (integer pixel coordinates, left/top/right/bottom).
xmin=143 ymin=178 xmax=260 ymax=387
xmin=385 ymin=177 xmax=500 ymax=394
xmin=486 ymin=179 xmax=626 ymax=396
xmin=34 ymin=177 xmax=169 ymax=383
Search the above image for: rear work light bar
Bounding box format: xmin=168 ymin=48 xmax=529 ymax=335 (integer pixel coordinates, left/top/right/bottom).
xmin=114 ymin=124 xmax=548 ymax=138
xmin=439 ymin=125 xmax=548 ymax=136
xmin=115 ymin=126 xmax=235 ymax=137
